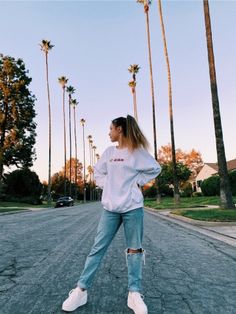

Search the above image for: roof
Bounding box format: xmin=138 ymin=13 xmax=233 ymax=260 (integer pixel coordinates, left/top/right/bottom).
xmin=205 ymin=158 xmax=236 ymax=172
xmin=227 ymin=158 xmax=236 ymax=171
xmin=205 ymin=163 xmax=218 ymax=171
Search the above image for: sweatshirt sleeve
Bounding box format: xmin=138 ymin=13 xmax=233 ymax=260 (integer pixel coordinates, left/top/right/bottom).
xmin=135 ymin=149 xmax=161 ymax=186
xmin=94 ymin=148 xmax=109 ymax=188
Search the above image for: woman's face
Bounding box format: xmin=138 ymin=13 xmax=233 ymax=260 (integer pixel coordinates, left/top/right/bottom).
xmin=109 ymin=123 xmax=121 ymax=142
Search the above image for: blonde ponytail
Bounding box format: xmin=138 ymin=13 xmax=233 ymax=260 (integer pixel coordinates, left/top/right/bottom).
xmin=112 ymin=115 xmax=149 ymax=151
xmin=126 ymin=115 xmax=149 ymax=150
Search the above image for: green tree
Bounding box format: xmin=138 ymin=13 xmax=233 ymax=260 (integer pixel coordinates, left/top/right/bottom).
xmin=58 ymin=75 xmax=68 ymax=196
xmin=51 ymin=172 xmax=70 ymax=198
xmin=40 ymin=39 xmax=54 ymax=205
xmin=0 ymin=55 xmax=36 ymax=194
xmin=4 ymin=168 xmax=42 ymax=203
xmin=203 ymin=1 xmax=234 ymax=209
xmin=158 ymin=162 xmax=191 ymax=194
xmin=157 ymin=0 xmax=179 ymax=204
xmin=52 ymin=158 xmax=83 ymax=199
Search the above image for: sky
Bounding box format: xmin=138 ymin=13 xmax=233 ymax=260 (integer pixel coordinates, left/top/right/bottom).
xmin=0 ymin=0 xmax=236 ymax=182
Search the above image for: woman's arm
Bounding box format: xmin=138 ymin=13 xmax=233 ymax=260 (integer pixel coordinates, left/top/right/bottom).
xmin=135 ymin=149 xmax=161 ymax=186
xmin=94 ymin=148 xmax=109 ymax=188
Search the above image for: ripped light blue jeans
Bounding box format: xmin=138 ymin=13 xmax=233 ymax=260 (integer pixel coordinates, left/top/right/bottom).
xmin=77 ymin=207 xmax=145 ymax=292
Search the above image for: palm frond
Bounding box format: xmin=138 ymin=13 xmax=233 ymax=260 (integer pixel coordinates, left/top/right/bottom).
xmin=58 ymin=76 xmax=68 ymax=87
xmin=71 ymin=98 xmax=78 ymax=108
xmin=40 ymin=39 xmax=54 ymax=52
xmin=66 ymin=85 xmax=76 ymax=95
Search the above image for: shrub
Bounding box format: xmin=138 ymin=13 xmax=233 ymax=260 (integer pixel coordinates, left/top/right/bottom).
xmin=229 ymin=171 xmax=236 ymax=196
xmin=4 ymin=168 xmax=42 ymax=203
xmin=181 ymin=182 xmax=193 ymax=197
xmin=143 ymin=185 xmax=157 ymax=198
xmin=201 ymin=175 xmax=220 ymax=196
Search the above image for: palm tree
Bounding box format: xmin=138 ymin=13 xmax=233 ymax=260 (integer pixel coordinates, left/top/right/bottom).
xmin=203 ymin=0 xmax=234 ymax=209
xmin=40 ymin=39 xmax=54 ymax=205
xmin=157 ymin=0 xmax=179 ymax=204
xmin=92 ymin=145 xmax=97 ymax=200
xmin=58 ymin=76 xmax=68 ymax=196
xmin=80 ymin=118 xmax=86 ymax=202
xmin=71 ymin=98 xmax=79 ymax=200
xmin=66 ymin=85 xmax=75 ymax=197
xmin=137 ymin=0 xmax=160 ymax=200
xmin=128 ymin=64 xmax=140 ymax=121
xmin=87 ymin=135 xmax=93 ymax=201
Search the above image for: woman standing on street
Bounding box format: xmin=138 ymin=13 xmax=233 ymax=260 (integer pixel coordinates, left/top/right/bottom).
xmin=62 ymin=115 xmax=161 ymax=314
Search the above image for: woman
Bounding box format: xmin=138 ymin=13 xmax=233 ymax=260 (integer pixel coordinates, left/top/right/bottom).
xmin=62 ymin=115 xmax=161 ymax=314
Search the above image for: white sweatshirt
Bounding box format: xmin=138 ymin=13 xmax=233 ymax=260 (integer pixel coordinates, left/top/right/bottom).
xmin=94 ymin=146 xmax=161 ymax=213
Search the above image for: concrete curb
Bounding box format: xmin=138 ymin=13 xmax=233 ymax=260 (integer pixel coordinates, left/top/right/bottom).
xmin=145 ymin=207 xmax=236 ymax=247
xmin=145 ymin=206 xmax=236 ymax=226
xmin=167 ymin=212 xmax=236 ymax=227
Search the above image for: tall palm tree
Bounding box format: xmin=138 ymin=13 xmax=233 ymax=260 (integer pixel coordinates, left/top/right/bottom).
xmin=128 ymin=64 xmax=140 ymax=121
xmin=80 ymin=118 xmax=86 ymax=202
xmin=92 ymin=145 xmax=97 ymax=200
xmin=137 ymin=0 xmax=160 ymax=200
xmin=203 ymin=0 xmax=234 ymax=209
xmin=40 ymin=39 xmax=54 ymax=205
xmin=87 ymin=135 xmax=93 ymax=201
xmin=66 ymin=85 xmax=75 ymax=197
xmin=71 ymin=98 xmax=79 ymax=200
xmin=58 ymin=76 xmax=68 ymax=196
xmin=157 ymin=0 xmax=179 ymax=204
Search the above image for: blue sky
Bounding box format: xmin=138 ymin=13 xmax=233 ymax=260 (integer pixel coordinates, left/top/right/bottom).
xmin=1 ymin=0 xmax=236 ymax=181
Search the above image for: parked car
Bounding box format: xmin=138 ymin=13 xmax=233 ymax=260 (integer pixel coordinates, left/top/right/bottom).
xmin=55 ymin=196 xmax=74 ymax=208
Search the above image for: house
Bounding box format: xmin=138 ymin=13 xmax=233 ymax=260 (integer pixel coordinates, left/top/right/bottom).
xmin=194 ymin=158 xmax=236 ymax=193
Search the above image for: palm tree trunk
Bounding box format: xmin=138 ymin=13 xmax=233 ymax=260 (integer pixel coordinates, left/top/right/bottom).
xmin=158 ymin=0 xmax=179 ymax=204
xmin=68 ymin=95 xmax=72 ymax=197
xmin=0 ymin=101 xmax=8 ymax=195
xmin=133 ymin=88 xmax=138 ymax=122
xmin=203 ymin=0 xmax=234 ymax=209
xmin=82 ymin=124 xmax=86 ymax=202
xmin=145 ymin=10 xmax=158 ymax=161
xmin=45 ymin=53 xmax=52 ymax=205
xmin=62 ymin=87 xmax=67 ymax=196
xmin=145 ymin=8 xmax=160 ymax=202
xmin=73 ymin=107 xmax=78 ymax=201
xmin=89 ymin=142 xmax=92 ymax=201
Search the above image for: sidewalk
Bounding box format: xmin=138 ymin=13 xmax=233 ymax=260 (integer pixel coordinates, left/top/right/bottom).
xmin=145 ymin=207 xmax=236 ymax=248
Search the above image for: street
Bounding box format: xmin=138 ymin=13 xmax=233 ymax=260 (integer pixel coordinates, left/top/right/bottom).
xmin=0 ymin=202 xmax=236 ymax=314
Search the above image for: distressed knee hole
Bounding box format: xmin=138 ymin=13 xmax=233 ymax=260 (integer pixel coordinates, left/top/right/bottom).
xmin=127 ymin=248 xmax=143 ymax=254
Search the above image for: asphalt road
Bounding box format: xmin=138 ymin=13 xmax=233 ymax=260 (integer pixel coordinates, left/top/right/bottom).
xmin=0 ymin=202 xmax=236 ymax=314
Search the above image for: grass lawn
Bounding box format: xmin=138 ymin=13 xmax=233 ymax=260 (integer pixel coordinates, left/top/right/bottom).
xmin=144 ymin=196 xmax=228 ymax=210
xmin=0 ymin=200 xmax=83 ymax=213
xmin=0 ymin=201 xmax=52 ymax=213
xmin=171 ymin=208 xmax=236 ymax=222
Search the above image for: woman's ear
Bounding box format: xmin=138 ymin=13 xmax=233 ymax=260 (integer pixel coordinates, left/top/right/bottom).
xmin=117 ymin=126 xmax=122 ymax=134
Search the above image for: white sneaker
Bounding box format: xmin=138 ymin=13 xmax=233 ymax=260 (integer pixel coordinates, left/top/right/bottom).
xmin=127 ymin=291 xmax=148 ymax=314
xmin=62 ymin=287 xmax=87 ymax=312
